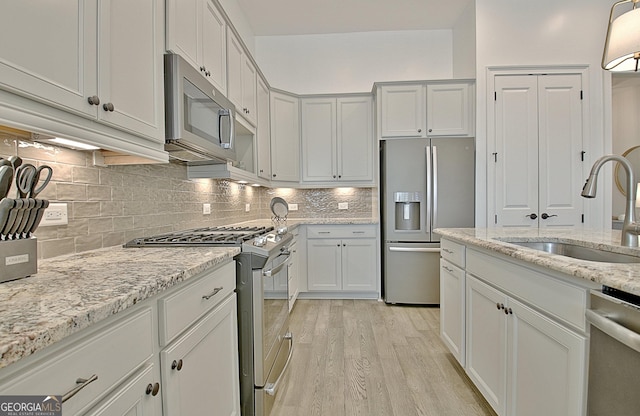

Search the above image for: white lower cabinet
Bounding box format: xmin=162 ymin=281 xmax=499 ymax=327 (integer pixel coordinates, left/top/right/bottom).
xmin=288 ymin=229 xmax=300 ymax=311
xmin=439 ymin=258 xmax=465 ymax=366
xmin=306 ymin=225 xmax=378 ymax=294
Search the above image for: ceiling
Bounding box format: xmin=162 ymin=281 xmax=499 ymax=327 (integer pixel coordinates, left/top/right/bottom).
xmin=234 ymin=0 xmax=474 ymax=36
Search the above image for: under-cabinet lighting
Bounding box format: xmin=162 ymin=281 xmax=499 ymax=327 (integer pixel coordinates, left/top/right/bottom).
xmin=33 ymin=134 xmax=100 ymax=150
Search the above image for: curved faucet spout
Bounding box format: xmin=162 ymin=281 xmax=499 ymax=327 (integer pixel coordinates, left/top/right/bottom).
xmin=582 ymin=154 xmax=638 ymax=247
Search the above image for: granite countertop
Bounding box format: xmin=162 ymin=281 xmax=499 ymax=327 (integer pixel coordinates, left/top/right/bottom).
xmin=435 ymin=227 xmax=640 ymax=297
xmin=0 ymin=246 xmax=239 ymax=370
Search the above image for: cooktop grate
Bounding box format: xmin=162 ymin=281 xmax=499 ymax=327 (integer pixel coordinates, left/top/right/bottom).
xmin=124 ymin=226 xmax=274 ymax=247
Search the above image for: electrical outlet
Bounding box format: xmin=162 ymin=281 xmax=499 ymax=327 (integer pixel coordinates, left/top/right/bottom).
xmin=203 ymin=203 xmax=211 ymax=215
xmin=289 ymin=203 xmax=298 ymax=211
xmin=338 ymin=202 xmax=349 ymax=210
xmin=40 ymin=203 xmax=68 ymax=227
xmin=245 ymin=203 xmax=250 ymax=212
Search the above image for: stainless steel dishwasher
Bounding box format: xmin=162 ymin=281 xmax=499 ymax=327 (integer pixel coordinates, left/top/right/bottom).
xmin=586 ymin=286 xmax=640 ymax=415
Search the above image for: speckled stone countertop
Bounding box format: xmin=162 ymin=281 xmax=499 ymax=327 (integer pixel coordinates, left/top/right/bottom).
xmin=435 ymin=227 xmax=640 ymax=297
xmin=0 ymin=246 xmax=239 ymax=370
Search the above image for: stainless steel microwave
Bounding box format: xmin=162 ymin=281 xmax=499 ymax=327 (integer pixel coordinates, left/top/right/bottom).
xmin=164 ymin=53 xmax=236 ymax=163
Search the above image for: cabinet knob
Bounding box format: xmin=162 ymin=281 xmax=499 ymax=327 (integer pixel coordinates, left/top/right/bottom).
xmin=526 ymin=213 xmax=537 ymax=220
xmin=146 ymin=382 xmax=160 ymax=396
xmin=428 ymin=129 xmax=433 ymax=133
xmin=272 ymin=174 xmax=277 ymax=178
xmin=496 ymin=303 xmax=504 ymax=310
xmin=505 ymin=307 xmax=513 ymax=315
xmin=87 ymin=95 xmax=100 ymax=106
xmin=333 ymin=175 xmax=336 ymax=178
xmin=171 ymin=359 xmax=183 ymax=371
xmin=103 ymin=102 xmax=115 ymax=112
xmin=418 ymin=128 xmax=422 ymax=133
xmin=206 ymin=71 xmax=211 ymax=77
xmin=200 ymin=66 xmax=206 ymax=72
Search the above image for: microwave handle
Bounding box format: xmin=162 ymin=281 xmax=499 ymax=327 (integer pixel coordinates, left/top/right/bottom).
xmin=218 ymin=109 xmax=234 ymax=149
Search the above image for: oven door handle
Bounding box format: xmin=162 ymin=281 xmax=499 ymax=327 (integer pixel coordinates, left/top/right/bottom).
xmin=262 ymin=255 xmax=291 ymax=277
xmin=265 ymin=332 xmax=294 ymax=396
xmin=586 ymin=309 xmax=640 ymax=353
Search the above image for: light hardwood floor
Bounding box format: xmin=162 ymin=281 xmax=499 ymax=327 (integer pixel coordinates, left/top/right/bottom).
xmin=272 ymin=299 xmax=496 ymax=416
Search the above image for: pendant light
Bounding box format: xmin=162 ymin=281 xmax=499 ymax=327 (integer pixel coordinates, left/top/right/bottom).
xmin=603 ymin=0 xmax=640 ymax=71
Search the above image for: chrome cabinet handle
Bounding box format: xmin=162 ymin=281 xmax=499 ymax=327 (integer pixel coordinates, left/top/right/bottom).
xmin=587 ymin=309 xmax=640 ymax=353
xmin=146 ymin=382 xmax=160 ymax=396
xmin=442 ymin=248 xmax=454 ymax=254
xmin=264 ymin=332 xmax=294 ymax=396
xmin=541 ymin=213 xmax=558 ymax=219
xmin=442 ymin=265 xmax=454 ymax=273
xmin=202 ymin=287 xmax=223 ymax=300
xmin=87 ymin=95 xmax=100 ymax=106
xmin=526 ymin=213 xmax=538 ymax=220
xmin=263 ymin=257 xmax=290 ymax=277
xmin=171 ymin=359 xmax=183 ymax=371
xmin=62 ymin=374 xmax=98 ymax=403
xmin=103 ymin=102 xmax=115 ymax=112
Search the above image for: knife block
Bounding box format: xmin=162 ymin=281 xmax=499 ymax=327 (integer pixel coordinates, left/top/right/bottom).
xmin=0 ymin=238 xmax=37 ymax=283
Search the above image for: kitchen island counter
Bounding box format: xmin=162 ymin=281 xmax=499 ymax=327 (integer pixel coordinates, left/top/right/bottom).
xmin=0 ymin=245 xmax=239 ymax=369
xmin=435 ymin=227 xmax=640 ymax=297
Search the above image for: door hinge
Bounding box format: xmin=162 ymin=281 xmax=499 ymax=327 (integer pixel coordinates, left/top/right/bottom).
xmin=492 ymin=152 xmax=498 ymax=162
xmin=494 ymin=91 xmax=497 ymax=101
xmin=495 ymin=214 xmax=498 ymax=224
xmin=582 ymin=214 xmax=585 ymax=223
xmin=581 ymin=150 xmax=586 ymax=161
xmin=580 ymin=90 xmax=583 ymax=100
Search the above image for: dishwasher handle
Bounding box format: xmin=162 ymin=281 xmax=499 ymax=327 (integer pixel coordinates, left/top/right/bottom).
xmin=586 ymin=308 xmax=640 ymax=353
xmin=388 ymin=247 xmax=441 ymax=253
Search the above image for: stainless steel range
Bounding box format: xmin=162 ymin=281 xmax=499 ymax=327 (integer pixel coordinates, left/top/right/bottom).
xmin=125 ymin=225 xmax=293 ymax=416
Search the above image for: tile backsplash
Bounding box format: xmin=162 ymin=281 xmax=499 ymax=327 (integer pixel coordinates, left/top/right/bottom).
xmin=1 ymin=134 xmax=377 ymax=259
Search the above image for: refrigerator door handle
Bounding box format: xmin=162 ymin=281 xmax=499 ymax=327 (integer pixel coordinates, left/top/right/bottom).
xmin=425 ymin=145 xmax=432 ymax=236
xmin=389 ymin=247 xmax=441 ymax=253
xmin=433 ymin=145 xmax=438 ymax=229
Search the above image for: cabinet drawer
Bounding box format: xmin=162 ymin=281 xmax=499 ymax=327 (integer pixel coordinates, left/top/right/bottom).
xmin=441 ymin=239 xmax=465 ymax=268
xmin=159 ymin=261 xmax=235 ymax=346
xmin=0 ymin=307 xmax=154 ymax=416
xmin=466 ymin=249 xmax=588 ymax=331
xmin=307 ymin=225 xmax=376 ymax=239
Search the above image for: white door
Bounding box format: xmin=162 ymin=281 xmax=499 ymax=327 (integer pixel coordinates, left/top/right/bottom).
xmin=256 ymin=77 xmax=271 ymax=180
xmin=241 ymin=56 xmax=257 ymax=125
xmin=307 ymin=239 xmax=342 ymax=291
xmin=301 ymin=97 xmax=336 ymax=181
xmin=341 ymin=238 xmax=377 ymax=292
xmin=270 ymin=92 xmax=300 ymax=182
xmin=226 ymin=30 xmax=243 ymax=111
xmin=202 ymin=0 xmax=227 ymax=94
xmin=440 ymin=260 xmax=465 ymax=366
xmin=379 ymin=84 xmax=426 ymax=138
xmin=337 ymin=96 xmax=373 ymax=181
xmin=427 ymin=83 xmax=472 ymax=137
xmin=494 ymin=74 xmax=584 ymax=228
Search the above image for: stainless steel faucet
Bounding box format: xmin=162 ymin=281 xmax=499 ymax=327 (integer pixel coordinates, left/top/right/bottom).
xmin=582 ymin=154 xmax=640 ymax=247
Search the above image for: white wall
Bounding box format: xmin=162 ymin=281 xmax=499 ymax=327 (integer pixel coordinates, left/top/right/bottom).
xmin=217 ymin=0 xmax=256 ymax=55
xmin=475 ymin=0 xmax=613 ymax=228
xmin=254 ymin=30 xmax=453 ymax=94
xmin=452 ymin=1 xmax=476 ymax=79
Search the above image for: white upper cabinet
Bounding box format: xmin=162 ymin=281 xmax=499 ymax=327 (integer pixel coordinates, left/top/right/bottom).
xmin=256 ymin=76 xmax=271 ymax=180
xmin=301 ymin=95 xmax=373 ymax=184
xmin=427 ymin=82 xmax=474 ymax=137
xmin=227 ymin=29 xmax=257 ymax=126
xmin=166 ymin=0 xmax=227 ymax=94
xmin=492 ymin=73 xmax=584 ymax=228
xmin=270 ymin=91 xmax=300 ymax=182
xmin=0 ymin=0 xmax=165 ymax=145
xmin=379 ymin=83 xmax=426 ymax=138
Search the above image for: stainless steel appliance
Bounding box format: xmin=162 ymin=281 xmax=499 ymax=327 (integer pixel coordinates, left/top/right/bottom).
xmin=164 ymin=53 xmax=236 ymax=163
xmin=586 ymin=286 xmax=640 ymax=415
xmin=381 ymin=137 xmax=475 ymax=304
xmin=125 ymin=225 xmax=294 ymax=416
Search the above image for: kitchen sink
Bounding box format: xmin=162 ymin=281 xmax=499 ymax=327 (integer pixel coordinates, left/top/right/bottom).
xmin=507 ymin=241 xmax=640 ymax=264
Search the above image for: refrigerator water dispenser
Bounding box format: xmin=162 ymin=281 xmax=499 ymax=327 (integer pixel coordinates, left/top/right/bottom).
xmin=394 ymin=192 xmax=421 ymax=231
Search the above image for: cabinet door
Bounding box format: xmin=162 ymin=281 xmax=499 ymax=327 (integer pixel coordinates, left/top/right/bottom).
xmin=427 ymin=83 xmax=472 ymax=136
xmin=507 ymin=299 xmax=586 ymax=416
xmin=85 ymin=364 xmax=161 ymax=416
xmin=537 ymin=74 xmax=584 ymax=228
xmin=379 ymin=84 xmax=426 ymax=138
xmin=307 ymin=239 xmax=342 ymax=291
xmin=270 ymin=92 xmax=300 ymax=182
xmin=241 ymin=56 xmax=257 ymax=125
xmin=337 ymin=96 xmax=373 ymax=181
xmin=165 ymin=0 xmax=199 ymax=68
xmin=341 ymin=238 xmax=377 ymax=292
xmin=494 ymin=75 xmax=540 ymax=228
xmin=227 ymin=30 xmax=243 ymax=112
xmin=0 ymin=0 xmax=97 ymax=117
xmin=466 ymin=276 xmax=507 ymax=416
xmin=98 ymin=0 xmax=164 ymax=141
xmin=161 ymin=294 xmax=240 ymax=416
xmin=256 ymin=77 xmax=272 ymax=180
xmin=202 ymin=0 xmax=227 ymax=94
xmin=301 ymin=97 xmax=336 ymax=181
xmin=440 ymin=260 xmax=465 ymax=366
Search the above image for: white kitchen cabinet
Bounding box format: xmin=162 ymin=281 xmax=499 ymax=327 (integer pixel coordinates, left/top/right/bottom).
xmin=288 ymin=228 xmax=300 ymax=311
xmin=306 ymin=226 xmax=377 ymax=293
xmin=301 ymin=95 xmax=373 ymax=184
xmin=440 ymin=259 xmax=466 ymax=367
xmin=166 ymin=0 xmax=227 ymax=94
xmin=427 ymin=82 xmax=474 ymax=136
xmin=0 ymin=0 xmax=164 ymax=144
xmin=492 ymin=73 xmax=584 ymax=228
xmin=270 ymin=91 xmax=300 ymax=182
xmin=256 ymin=76 xmax=272 ymax=180
xmin=227 ymin=29 xmax=257 ymax=126
xmin=378 ymin=83 xmax=427 ymax=138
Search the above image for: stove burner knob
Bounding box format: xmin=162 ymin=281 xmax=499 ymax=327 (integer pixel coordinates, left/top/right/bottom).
xmin=254 ymin=235 xmax=268 ymax=247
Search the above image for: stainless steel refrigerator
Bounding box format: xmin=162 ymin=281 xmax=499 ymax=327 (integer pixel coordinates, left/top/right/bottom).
xmin=381 ymin=137 xmax=475 ymax=304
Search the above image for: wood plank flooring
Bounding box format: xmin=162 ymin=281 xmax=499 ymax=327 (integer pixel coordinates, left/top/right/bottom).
xmin=272 ymin=299 xmax=496 ymax=416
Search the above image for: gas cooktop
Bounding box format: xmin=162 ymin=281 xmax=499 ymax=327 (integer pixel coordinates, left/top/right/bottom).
xmin=123 ymin=226 xmax=275 ymax=247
